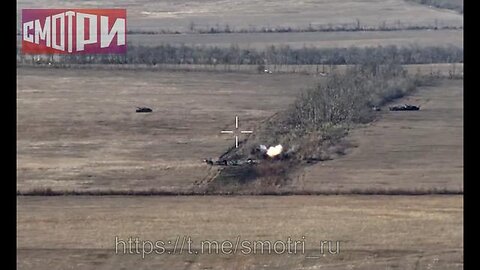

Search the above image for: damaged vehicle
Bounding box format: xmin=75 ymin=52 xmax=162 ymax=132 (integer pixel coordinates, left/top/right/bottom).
xmin=205 ymin=143 xmax=294 ymax=166
xmin=389 ymin=104 xmax=420 ymax=111
xmin=204 ymin=158 xmax=258 ymax=166
xmin=136 ymin=107 xmax=153 ymax=113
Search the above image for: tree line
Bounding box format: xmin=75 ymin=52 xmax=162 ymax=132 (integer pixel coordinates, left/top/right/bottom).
xmin=233 ymin=62 xmax=427 ymax=162
xmin=20 ymin=44 xmax=463 ymax=66
xmin=127 ymin=20 xmax=461 ymax=35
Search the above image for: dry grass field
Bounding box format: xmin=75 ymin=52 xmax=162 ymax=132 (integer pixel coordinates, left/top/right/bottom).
xmin=17 ymin=67 xmax=320 ymax=192
xmin=17 ymin=0 xmax=463 ymax=49
xmin=16 ymin=0 xmax=463 ymax=269
xmin=295 ymin=79 xmax=463 ymax=193
xmin=17 ymin=0 xmax=463 ymax=32
xmin=17 ymin=67 xmax=463 ymax=193
xmin=127 ymin=29 xmax=463 ymax=49
xmin=18 ymin=29 xmax=462 ymax=49
xmin=17 ymin=195 xmax=463 ymax=270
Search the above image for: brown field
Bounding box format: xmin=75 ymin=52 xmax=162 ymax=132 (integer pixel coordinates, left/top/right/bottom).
xmin=297 ymin=79 xmax=463 ymax=193
xmin=17 ymin=195 xmax=463 ymax=270
xmin=16 ymin=1 xmax=463 ymax=269
xmin=127 ymin=29 xmax=463 ymax=49
xmin=17 ymin=0 xmax=463 ymax=50
xmin=17 ymin=67 xmax=320 ymax=192
xmin=17 ymin=67 xmax=463 ymax=193
xmin=407 ymin=0 xmax=463 ymax=13
xmin=17 ymin=0 xmax=463 ymax=32
xmin=16 ymin=29 xmax=464 ymax=49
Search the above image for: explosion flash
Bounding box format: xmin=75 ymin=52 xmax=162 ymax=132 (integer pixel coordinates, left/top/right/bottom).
xmin=266 ymin=144 xmax=283 ymax=158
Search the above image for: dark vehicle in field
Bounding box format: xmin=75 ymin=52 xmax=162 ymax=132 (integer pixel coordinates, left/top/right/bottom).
xmin=136 ymin=107 xmax=153 ymax=113
xmin=204 ymin=158 xmax=258 ymax=166
xmin=389 ymin=104 xmax=420 ymax=111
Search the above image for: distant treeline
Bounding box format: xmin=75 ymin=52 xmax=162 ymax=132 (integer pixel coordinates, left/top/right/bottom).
xmin=127 ymin=20 xmax=462 ymax=35
xmin=407 ymin=0 xmax=463 ymax=14
xmin=17 ymin=21 xmax=462 ymax=37
xmin=22 ymin=44 xmax=461 ymax=66
xmin=18 ymin=44 xmax=463 ymax=66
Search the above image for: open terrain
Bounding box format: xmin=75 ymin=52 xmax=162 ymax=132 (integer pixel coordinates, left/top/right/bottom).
xmin=17 ymin=195 xmax=463 ymax=270
xmin=16 ymin=0 xmax=463 ymax=269
xmin=17 ymin=0 xmax=463 ymax=32
xmin=18 ymin=29 xmax=463 ymax=49
xmin=407 ymin=0 xmax=463 ymax=13
xmin=296 ymin=79 xmax=463 ymax=193
xmin=17 ymin=67 xmax=463 ymax=193
xmin=17 ymin=67 xmax=320 ymax=192
xmin=17 ymin=0 xmax=463 ymax=51
xmin=126 ymin=30 xmax=463 ymax=49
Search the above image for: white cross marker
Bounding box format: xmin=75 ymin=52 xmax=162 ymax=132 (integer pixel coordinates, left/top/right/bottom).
xmin=221 ymin=116 xmax=253 ymax=148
